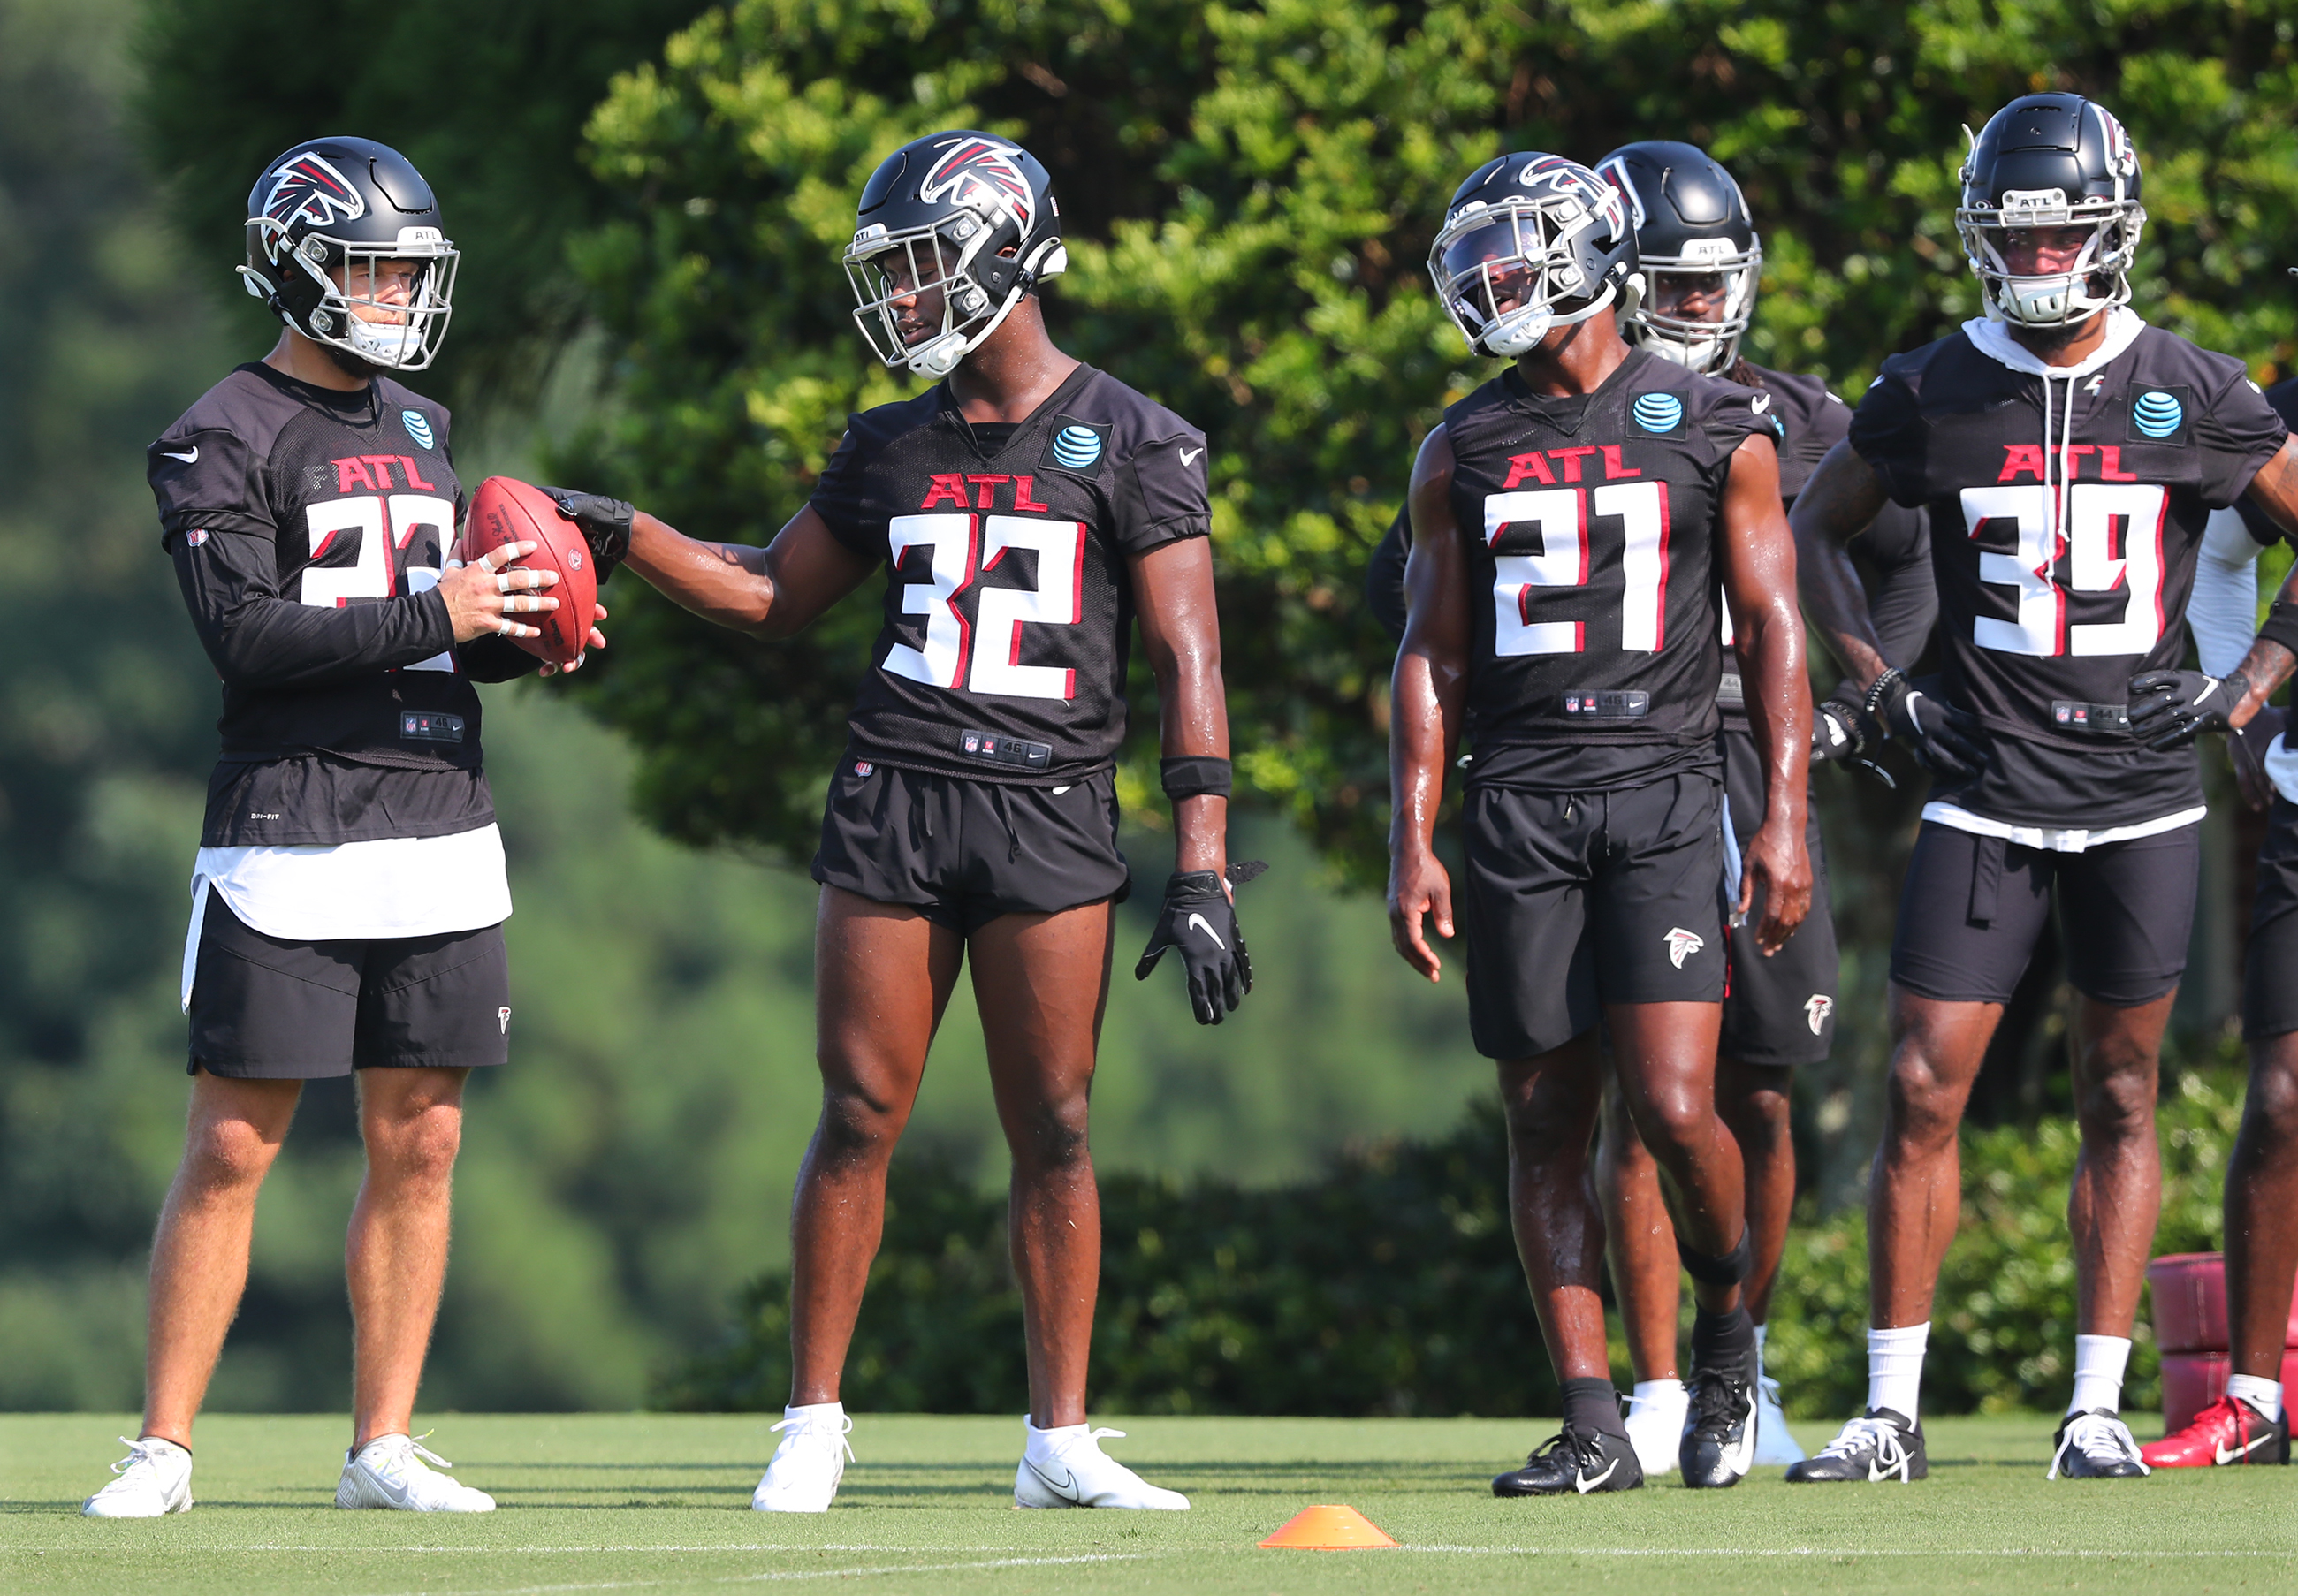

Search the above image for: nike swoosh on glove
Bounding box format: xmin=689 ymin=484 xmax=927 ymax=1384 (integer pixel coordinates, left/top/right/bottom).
xmin=1812 ymin=695 xmax=1894 ymax=789
xmin=2127 ymin=667 xmax=2252 ymax=751
xmin=1869 ymin=670 xmax=1984 ymax=779
xmin=1135 ymin=868 xmax=1256 ymax=1024
xmin=536 ymin=486 xmax=634 ymax=581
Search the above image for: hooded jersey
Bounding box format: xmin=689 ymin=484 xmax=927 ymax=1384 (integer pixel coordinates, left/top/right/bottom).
xmin=810 ymin=362 xmax=1209 ymax=784
xmin=149 ymin=362 xmax=531 ymax=848
xmin=1444 ymin=347 xmax=1773 ymax=787
xmin=1850 ymin=313 xmax=2287 ymax=827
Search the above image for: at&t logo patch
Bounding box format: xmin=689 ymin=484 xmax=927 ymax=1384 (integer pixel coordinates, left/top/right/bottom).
xmin=403 ymin=410 xmax=436 ymax=450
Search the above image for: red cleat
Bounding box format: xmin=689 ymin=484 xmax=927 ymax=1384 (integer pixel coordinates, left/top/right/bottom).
xmin=2139 ymin=1395 xmax=2289 ymax=1469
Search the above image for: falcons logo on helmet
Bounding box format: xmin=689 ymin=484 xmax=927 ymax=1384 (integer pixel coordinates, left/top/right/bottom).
xmin=920 ymin=138 xmax=1035 ymax=232
xmin=261 ymin=151 xmax=367 ymax=233
xmin=1516 ymin=154 xmax=1627 ymax=238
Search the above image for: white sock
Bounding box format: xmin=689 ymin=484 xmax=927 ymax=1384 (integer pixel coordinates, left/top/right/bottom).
xmin=1754 ymin=1322 xmax=1769 ymax=1378
xmin=1867 ymin=1323 xmax=1929 ymax=1420
xmin=1628 ymin=1378 xmax=1685 ymax=1413
xmin=1024 ymin=1418 xmax=1089 ymax=1458
xmin=783 ymin=1401 xmax=843 ymax=1427
xmin=2226 ymin=1373 xmax=2285 ymax=1422
xmin=2066 ymin=1334 xmax=2131 ymax=1417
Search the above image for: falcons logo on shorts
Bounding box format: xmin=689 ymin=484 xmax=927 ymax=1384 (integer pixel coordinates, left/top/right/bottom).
xmin=920 ymin=137 xmax=1035 ymax=232
xmin=1805 ymin=993 xmax=1834 ymax=1035
xmin=1663 ymin=927 xmax=1705 ymax=969
xmin=261 ymin=151 xmax=368 ymax=232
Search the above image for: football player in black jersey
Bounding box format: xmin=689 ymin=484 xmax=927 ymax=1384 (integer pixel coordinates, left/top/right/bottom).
xmin=1585 ymin=141 xmax=1937 ymax=1476
xmin=1389 ymin=152 xmax=1813 ymax=1495
xmin=596 ymin=133 xmax=1227 ymax=1511
xmin=84 ymin=139 xmax=605 ymax=1520
xmin=1788 ymin=94 xmax=2298 ymax=1483
xmin=2129 ymin=372 xmax=2298 ymax=1470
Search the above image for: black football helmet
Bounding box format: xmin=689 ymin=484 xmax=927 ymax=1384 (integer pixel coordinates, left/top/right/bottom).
xmin=1595 ymin=141 xmax=1762 ymax=375
xmin=1429 ymin=152 xmax=1639 ymax=360
xmin=1957 ymin=94 xmax=2144 ymax=329
xmin=238 ymin=136 xmax=457 ymax=372
xmin=843 ymin=131 xmax=1067 ymax=378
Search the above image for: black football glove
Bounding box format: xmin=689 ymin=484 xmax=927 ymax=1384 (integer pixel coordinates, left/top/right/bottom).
xmin=1868 ymin=668 xmax=1984 ymax=779
xmin=536 ymin=486 xmax=634 ymax=581
xmin=2127 ymin=667 xmax=2252 ymax=751
xmin=1812 ymin=694 xmax=1895 ymax=789
xmin=1134 ymin=864 xmax=1260 ymax=1025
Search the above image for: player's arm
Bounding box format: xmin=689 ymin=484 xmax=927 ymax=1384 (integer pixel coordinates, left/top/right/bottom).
xmin=1716 ymin=431 xmax=1813 ymax=954
xmin=619 ymin=503 xmax=875 ymax=638
xmin=1387 ymin=426 xmax=1469 ymax=983
xmin=2224 ymin=437 xmax=2298 ymax=718
xmin=1792 ymin=440 xmax=1981 ymax=776
xmin=174 ymin=522 xmax=558 ymax=688
xmin=1131 ymin=536 xmax=1229 ymax=880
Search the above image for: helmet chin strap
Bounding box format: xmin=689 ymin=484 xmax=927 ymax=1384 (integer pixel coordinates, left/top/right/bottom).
xmin=1484 ymin=279 xmax=1624 ymax=359
xmin=903 ymin=234 xmax=1064 ymax=377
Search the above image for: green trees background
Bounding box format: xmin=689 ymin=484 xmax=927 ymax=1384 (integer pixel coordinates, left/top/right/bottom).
xmin=2 ymin=0 xmax=2292 ymax=1416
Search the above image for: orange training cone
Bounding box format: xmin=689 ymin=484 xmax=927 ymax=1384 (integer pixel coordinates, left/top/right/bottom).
xmin=1258 ymin=1504 xmax=1399 ymax=1549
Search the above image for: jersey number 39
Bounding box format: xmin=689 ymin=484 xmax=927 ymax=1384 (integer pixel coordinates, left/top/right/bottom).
xmin=1959 ymin=483 xmax=2168 ymax=657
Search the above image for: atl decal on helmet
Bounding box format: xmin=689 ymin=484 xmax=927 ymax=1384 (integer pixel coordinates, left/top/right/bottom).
xmin=1051 ymin=425 xmax=1104 ymax=470
xmin=2132 ymin=391 xmax=2184 ymax=438
xmin=258 ymin=151 xmax=367 ymax=250
xmin=403 ymin=411 xmax=436 ymax=450
xmin=919 ymin=138 xmax=1038 ymax=234
xmin=1632 ymin=392 xmax=1684 ymax=432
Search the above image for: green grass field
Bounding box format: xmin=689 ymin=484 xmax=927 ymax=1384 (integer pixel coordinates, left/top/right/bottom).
xmin=3 ymin=1413 xmax=2293 ymax=1593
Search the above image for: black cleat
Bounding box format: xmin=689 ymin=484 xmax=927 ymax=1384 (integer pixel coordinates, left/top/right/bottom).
xmin=2049 ymin=1410 xmax=2150 ymax=1478
xmin=1785 ymin=1408 xmax=1927 ymax=1483
xmin=1678 ymin=1347 xmax=1758 ymax=1487
xmin=1492 ymin=1425 xmax=1645 ymax=1496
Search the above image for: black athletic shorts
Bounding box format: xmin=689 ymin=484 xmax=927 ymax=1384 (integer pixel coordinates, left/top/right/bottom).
xmin=1719 ymin=726 xmax=1838 ymax=1068
xmin=1890 ymin=819 xmax=2199 ymax=1007
xmin=187 ymin=888 xmax=511 ymax=1079
xmin=2246 ymin=797 xmax=2298 ymax=1040
xmin=811 ymin=755 xmax=1130 ymax=933
xmin=1460 ymin=771 xmax=1726 ymax=1060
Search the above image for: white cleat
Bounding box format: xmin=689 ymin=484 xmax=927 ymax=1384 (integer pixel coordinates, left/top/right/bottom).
xmin=82 ymin=1436 xmax=194 ymax=1518
xmin=1623 ymin=1383 xmax=1689 ymax=1478
xmin=1754 ymin=1372 xmax=1807 ymax=1465
xmin=752 ymin=1409 xmax=855 ymax=1512
xmin=1015 ymin=1425 xmax=1189 ymax=1509
xmin=337 ymin=1433 xmax=496 ymax=1511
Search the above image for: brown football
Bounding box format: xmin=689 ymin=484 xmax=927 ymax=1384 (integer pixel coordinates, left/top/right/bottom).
xmin=458 ymin=476 xmax=597 ymax=667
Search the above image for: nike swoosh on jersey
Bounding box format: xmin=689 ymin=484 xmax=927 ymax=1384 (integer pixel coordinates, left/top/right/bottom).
xmin=1573 ymin=1457 xmax=1618 ymax=1493
xmin=163 ymin=446 xmax=199 ymax=463
xmin=1185 ymin=913 xmax=1227 ymax=950
xmin=2216 ymin=1432 xmax=2273 ymax=1464
xmin=1178 ymin=446 xmax=1203 ymax=466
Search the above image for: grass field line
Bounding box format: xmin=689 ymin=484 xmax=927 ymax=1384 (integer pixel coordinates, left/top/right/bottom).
xmin=1399 ymin=1546 xmax=2298 ymax=1559
xmin=350 ymin=1552 xmax=1155 ymax=1595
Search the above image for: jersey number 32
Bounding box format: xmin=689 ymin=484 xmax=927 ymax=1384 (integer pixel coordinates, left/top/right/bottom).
xmin=882 ymin=512 xmax=1088 ymax=700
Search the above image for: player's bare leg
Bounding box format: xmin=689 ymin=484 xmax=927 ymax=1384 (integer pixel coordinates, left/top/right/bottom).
xmin=347 ymin=1068 xmax=469 ymax=1449
xmin=1499 ymin=1034 xmax=1612 ymax=1383
xmin=1716 ymin=1057 xmax=1796 ymax=1323
xmin=1867 ymin=992 xmax=2001 ymax=1328
xmin=788 ymin=888 xmax=965 ymax=1402
xmin=1598 ymin=1073 xmax=1687 ymax=1472
xmin=2066 ymin=993 xmax=2172 ymax=1339
xmin=141 ymin=1074 xmax=302 ymax=1448
xmin=2147 ymin=1030 xmax=2298 ymax=1466
xmin=968 ymin=900 xmax=1116 ymax=1429
xmin=1609 ymin=1003 xmax=1746 ymax=1307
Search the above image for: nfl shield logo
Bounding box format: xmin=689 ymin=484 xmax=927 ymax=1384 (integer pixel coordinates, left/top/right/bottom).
xmin=963 ymin=734 xmax=979 ymax=754
xmin=2056 ymin=705 xmax=2071 ymax=723
xmin=855 ymin=761 xmax=873 ymax=777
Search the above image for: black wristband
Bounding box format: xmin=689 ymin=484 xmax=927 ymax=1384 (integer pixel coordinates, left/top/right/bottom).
xmin=2260 ymin=600 xmax=2298 ymax=663
xmin=1160 ymin=755 xmax=1232 ymax=800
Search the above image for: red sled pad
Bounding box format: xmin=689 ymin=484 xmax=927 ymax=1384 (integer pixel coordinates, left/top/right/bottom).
xmin=2146 ymin=1252 xmax=2298 ymax=1354
xmin=2159 ymin=1349 xmax=2298 ymax=1433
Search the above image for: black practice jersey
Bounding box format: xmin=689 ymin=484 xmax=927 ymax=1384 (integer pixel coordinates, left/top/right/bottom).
xmin=810 ymin=363 xmax=1209 ymax=784
xmin=1719 ymin=363 xmax=1935 ymax=728
xmin=150 ymin=362 xmax=531 ymax=847
xmin=2233 ymin=376 xmax=2298 ymax=550
xmin=1851 ymin=320 xmax=2287 ymax=826
xmin=1444 ymin=348 xmax=1772 ymax=788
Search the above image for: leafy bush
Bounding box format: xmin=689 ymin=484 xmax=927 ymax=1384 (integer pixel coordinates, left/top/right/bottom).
xmin=663 ymin=1072 xmax=2248 ymax=1417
